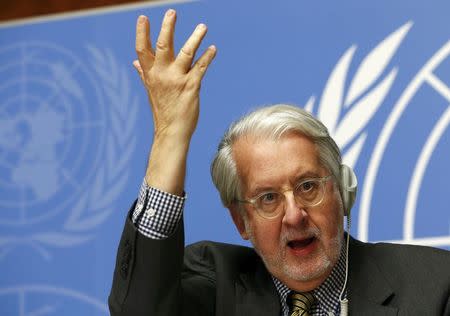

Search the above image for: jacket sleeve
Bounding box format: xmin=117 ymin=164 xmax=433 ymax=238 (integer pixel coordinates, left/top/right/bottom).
xmin=108 ymin=202 xmax=215 ymax=316
xmin=108 ymin=200 xmax=185 ymax=315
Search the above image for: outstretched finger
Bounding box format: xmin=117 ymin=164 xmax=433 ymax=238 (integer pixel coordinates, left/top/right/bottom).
xmin=190 ymin=45 xmax=217 ymax=81
xmin=155 ymin=9 xmax=176 ymax=65
xmin=135 ymin=15 xmax=155 ymax=71
xmin=175 ymin=23 xmax=208 ymax=73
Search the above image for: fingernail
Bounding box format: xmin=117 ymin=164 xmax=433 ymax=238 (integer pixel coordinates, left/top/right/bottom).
xmin=138 ymin=15 xmax=146 ymax=24
xmin=166 ymin=9 xmax=175 ymax=16
xmin=197 ymin=23 xmax=206 ymax=30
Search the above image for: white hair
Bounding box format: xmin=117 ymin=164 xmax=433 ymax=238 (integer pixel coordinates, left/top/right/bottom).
xmin=210 ymin=104 xmax=342 ymax=208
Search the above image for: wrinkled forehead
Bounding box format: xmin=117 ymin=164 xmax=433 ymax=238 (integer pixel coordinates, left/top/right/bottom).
xmin=231 ymin=132 xmax=324 ymax=188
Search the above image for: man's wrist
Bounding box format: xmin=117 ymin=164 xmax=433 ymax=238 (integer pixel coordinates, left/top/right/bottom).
xmin=153 ymin=125 xmax=195 ymax=145
xmin=145 ymin=133 xmax=190 ymax=196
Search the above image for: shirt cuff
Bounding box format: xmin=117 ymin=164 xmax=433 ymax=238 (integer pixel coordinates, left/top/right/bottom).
xmin=132 ymin=178 xmax=186 ymax=239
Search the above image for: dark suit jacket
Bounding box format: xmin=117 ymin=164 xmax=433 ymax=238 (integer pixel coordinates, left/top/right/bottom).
xmin=109 ymin=206 xmax=450 ymax=316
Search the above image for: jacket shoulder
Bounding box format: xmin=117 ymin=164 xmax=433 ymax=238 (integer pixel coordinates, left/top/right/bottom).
xmin=351 ymin=238 xmax=450 ymax=285
xmin=353 ymin=238 xmax=450 ymax=265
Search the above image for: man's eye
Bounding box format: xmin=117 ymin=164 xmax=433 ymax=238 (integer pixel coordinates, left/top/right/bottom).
xmin=298 ymin=180 xmax=317 ymax=192
xmin=259 ymin=192 xmax=279 ymax=204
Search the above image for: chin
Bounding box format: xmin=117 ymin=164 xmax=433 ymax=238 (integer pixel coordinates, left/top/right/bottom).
xmin=261 ymin=234 xmax=343 ymax=284
xmin=282 ymin=251 xmax=334 ymax=282
xmin=287 ymin=234 xmax=343 ymax=282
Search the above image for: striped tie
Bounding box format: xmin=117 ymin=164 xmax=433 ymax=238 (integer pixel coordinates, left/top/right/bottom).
xmin=288 ymin=291 xmax=316 ymax=316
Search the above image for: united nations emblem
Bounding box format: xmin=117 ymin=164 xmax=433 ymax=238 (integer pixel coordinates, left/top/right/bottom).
xmin=0 ymin=42 xmax=138 ymax=259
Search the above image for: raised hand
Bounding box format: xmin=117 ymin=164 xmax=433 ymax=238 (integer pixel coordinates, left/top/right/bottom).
xmin=134 ymin=9 xmax=216 ymax=141
xmin=134 ymin=10 xmax=216 ymax=195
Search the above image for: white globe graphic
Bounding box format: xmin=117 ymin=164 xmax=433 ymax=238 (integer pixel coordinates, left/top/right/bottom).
xmin=310 ymin=22 xmax=450 ymax=249
xmin=359 ymin=41 xmax=450 ymax=248
xmin=0 ymin=42 xmax=106 ymax=226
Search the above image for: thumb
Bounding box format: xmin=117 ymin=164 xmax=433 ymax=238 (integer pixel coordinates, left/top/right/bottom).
xmin=133 ymin=60 xmax=145 ymax=82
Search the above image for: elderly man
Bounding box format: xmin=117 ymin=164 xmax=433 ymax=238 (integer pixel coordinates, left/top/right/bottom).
xmin=109 ymin=10 xmax=450 ymax=316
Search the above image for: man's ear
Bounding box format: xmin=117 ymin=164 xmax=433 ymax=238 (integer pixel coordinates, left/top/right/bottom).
xmin=228 ymin=204 xmax=249 ymax=240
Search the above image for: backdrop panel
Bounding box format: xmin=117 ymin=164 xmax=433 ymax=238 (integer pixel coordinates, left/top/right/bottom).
xmin=0 ymin=0 xmax=449 ymax=314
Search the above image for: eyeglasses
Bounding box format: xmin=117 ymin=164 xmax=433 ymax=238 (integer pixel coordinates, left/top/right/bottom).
xmin=237 ymin=175 xmax=332 ymax=219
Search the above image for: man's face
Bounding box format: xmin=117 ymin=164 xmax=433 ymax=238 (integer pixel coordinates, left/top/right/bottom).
xmin=230 ymin=133 xmax=344 ymax=291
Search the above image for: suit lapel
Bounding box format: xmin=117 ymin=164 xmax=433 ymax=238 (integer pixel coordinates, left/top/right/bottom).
xmin=234 ymin=259 xmax=281 ymax=316
xmin=230 ymin=237 xmax=400 ymax=315
xmin=348 ymin=238 xmax=398 ymax=315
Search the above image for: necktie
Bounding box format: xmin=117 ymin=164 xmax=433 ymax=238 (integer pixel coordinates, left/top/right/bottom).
xmin=288 ymin=291 xmax=316 ymax=316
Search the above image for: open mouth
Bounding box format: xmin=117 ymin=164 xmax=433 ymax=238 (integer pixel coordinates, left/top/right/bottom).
xmin=287 ymin=237 xmax=316 ymax=250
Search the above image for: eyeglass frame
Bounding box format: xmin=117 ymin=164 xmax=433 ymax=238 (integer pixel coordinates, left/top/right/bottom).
xmin=235 ymin=175 xmax=333 ymax=219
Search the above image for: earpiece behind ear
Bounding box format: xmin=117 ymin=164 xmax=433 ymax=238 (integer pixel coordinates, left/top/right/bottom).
xmin=340 ymin=164 xmax=357 ymax=216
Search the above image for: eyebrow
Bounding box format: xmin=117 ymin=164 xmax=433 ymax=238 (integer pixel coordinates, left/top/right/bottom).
xmin=248 ymin=170 xmax=324 ymax=197
xmin=294 ymin=170 xmax=323 ymax=181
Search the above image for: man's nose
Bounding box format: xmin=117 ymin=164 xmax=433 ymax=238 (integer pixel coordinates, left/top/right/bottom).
xmin=281 ymin=191 xmax=308 ymax=226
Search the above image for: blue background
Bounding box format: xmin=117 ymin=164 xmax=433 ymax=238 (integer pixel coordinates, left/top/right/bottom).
xmin=0 ymin=0 xmax=449 ymax=314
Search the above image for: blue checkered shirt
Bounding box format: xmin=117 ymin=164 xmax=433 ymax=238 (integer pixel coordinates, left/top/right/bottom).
xmin=133 ymin=178 xmax=347 ymax=316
